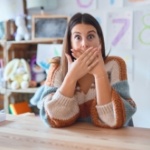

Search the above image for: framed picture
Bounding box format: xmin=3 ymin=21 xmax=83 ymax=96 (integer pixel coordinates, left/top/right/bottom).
xmin=32 ymin=15 xmax=69 ymax=40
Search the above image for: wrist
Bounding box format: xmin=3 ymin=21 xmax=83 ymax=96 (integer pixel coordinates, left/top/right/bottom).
xmin=94 ymin=75 xmax=105 ymax=80
xmin=65 ymin=73 xmax=77 ymax=84
xmin=94 ymin=72 xmax=107 ymax=80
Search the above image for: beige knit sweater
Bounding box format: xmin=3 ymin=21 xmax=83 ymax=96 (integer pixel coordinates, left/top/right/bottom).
xmin=39 ymin=56 xmax=136 ymax=128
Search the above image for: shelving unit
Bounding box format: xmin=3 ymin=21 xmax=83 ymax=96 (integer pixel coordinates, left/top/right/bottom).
xmin=0 ymin=39 xmax=63 ymax=113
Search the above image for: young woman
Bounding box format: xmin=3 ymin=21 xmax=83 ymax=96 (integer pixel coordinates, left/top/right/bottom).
xmin=36 ymin=13 xmax=136 ymax=128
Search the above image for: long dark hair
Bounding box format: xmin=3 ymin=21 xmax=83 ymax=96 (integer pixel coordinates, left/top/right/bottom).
xmin=61 ymin=12 xmax=106 ymax=78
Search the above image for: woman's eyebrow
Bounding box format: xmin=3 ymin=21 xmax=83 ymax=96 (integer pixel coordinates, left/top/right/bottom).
xmin=88 ymin=30 xmax=96 ymax=34
xmin=72 ymin=31 xmax=81 ymax=35
xmin=72 ymin=30 xmax=96 ymax=35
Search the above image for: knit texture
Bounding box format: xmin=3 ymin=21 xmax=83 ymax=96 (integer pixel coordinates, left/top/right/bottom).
xmin=35 ymin=56 xmax=136 ymax=128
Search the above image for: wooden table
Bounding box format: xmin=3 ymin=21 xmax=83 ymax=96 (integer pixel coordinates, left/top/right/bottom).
xmin=0 ymin=115 xmax=150 ymax=150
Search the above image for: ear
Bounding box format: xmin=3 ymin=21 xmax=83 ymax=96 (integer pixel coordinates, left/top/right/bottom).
xmin=21 ymin=59 xmax=31 ymax=80
xmin=4 ymin=59 xmax=19 ymax=80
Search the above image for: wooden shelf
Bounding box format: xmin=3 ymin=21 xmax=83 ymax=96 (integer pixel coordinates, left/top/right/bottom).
xmin=0 ymin=38 xmax=62 ymax=114
xmin=6 ymin=87 xmax=37 ymax=93
xmin=0 ymin=39 xmax=63 ymax=44
xmin=0 ymin=87 xmax=37 ymax=94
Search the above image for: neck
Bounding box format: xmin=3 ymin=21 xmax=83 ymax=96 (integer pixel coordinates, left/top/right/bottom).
xmin=77 ymin=74 xmax=94 ymax=94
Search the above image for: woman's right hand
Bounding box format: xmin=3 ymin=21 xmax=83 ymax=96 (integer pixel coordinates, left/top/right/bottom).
xmin=65 ymin=47 xmax=99 ymax=81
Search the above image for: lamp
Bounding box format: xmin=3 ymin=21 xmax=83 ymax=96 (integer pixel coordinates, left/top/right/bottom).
xmin=0 ymin=0 xmax=24 ymax=21
xmin=25 ymin=0 xmax=57 ymax=32
xmin=26 ymin=0 xmax=57 ymax=10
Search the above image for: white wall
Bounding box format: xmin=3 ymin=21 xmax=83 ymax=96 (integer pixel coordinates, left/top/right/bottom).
xmin=1 ymin=0 xmax=150 ymax=128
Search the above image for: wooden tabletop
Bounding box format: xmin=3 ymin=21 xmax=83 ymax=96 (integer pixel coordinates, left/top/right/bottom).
xmin=0 ymin=114 xmax=150 ymax=150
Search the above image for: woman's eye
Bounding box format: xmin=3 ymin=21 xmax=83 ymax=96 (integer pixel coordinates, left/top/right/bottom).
xmin=74 ymin=35 xmax=81 ymax=40
xmin=88 ymin=34 xmax=94 ymax=40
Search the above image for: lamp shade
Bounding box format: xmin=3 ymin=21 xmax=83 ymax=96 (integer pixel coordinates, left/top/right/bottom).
xmin=26 ymin=0 xmax=57 ymax=10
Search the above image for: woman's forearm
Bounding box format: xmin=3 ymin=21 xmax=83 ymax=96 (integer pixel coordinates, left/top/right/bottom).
xmin=59 ymin=74 xmax=77 ymax=98
xmin=94 ymin=65 xmax=111 ymax=105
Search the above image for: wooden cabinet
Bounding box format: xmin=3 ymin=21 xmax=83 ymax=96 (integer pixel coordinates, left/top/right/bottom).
xmin=0 ymin=39 xmax=62 ymax=113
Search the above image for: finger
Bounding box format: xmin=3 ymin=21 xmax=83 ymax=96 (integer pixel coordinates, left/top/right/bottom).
xmin=81 ymin=47 xmax=98 ymax=64
xmin=86 ymin=50 xmax=99 ymax=66
xmin=79 ymin=47 xmax=94 ymax=60
xmin=88 ymin=57 xmax=99 ymax=71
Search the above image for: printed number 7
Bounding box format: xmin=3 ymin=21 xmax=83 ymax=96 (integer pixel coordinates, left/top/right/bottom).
xmin=112 ymin=18 xmax=130 ymax=46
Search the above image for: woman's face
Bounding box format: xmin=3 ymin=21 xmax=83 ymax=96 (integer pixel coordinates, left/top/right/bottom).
xmin=71 ymin=23 xmax=100 ymax=51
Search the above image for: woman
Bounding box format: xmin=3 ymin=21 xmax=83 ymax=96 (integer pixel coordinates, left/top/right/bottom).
xmin=36 ymin=13 xmax=136 ymax=128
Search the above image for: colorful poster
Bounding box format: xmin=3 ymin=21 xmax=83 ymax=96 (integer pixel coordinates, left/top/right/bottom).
xmin=76 ymin=0 xmax=97 ymax=10
xmin=124 ymin=0 xmax=150 ymax=6
xmin=133 ymin=10 xmax=150 ymax=50
xmin=106 ymin=0 xmax=123 ymax=7
xmin=106 ymin=11 xmax=133 ymax=50
xmin=37 ymin=44 xmax=62 ymax=70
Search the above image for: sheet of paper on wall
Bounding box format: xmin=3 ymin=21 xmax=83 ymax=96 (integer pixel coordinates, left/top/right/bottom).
xmin=124 ymin=0 xmax=150 ymax=6
xmin=106 ymin=11 xmax=133 ymax=52
xmin=133 ymin=49 xmax=150 ymax=87
xmin=76 ymin=0 xmax=97 ymax=10
xmin=37 ymin=44 xmax=62 ymax=71
xmin=109 ymin=48 xmax=134 ymax=82
xmin=133 ymin=10 xmax=150 ymax=50
xmin=98 ymin=0 xmax=123 ymax=8
xmin=91 ymin=11 xmax=107 ymax=40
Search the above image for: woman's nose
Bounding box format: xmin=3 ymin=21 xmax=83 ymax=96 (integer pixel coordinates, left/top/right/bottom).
xmin=81 ymin=39 xmax=89 ymax=49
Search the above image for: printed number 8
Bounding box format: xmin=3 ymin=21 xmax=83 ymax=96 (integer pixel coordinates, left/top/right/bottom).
xmin=139 ymin=14 xmax=150 ymax=45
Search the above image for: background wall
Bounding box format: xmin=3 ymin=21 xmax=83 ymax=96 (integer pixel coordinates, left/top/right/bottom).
xmin=29 ymin=0 xmax=150 ymax=128
xmin=1 ymin=0 xmax=150 ymax=128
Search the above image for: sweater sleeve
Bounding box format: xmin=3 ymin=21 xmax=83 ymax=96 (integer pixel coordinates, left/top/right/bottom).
xmin=91 ymin=56 xmax=137 ymax=128
xmin=43 ymin=89 xmax=80 ymax=127
xmin=39 ymin=57 xmax=80 ymax=127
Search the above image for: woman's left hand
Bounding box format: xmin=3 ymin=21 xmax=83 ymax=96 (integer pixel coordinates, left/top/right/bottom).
xmin=71 ymin=45 xmax=105 ymax=77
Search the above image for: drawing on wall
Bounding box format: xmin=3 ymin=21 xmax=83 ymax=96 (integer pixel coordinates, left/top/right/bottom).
xmin=124 ymin=0 xmax=150 ymax=6
xmin=110 ymin=0 xmax=115 ymax=5
xmin=133 ymin=10 xmax=150 ymax=50
xmin=109 ymin=0 xmax=123 ymax=6
xmin=76 ymin=0 xmax=97 ymax=10
xmin=37 ymin=44 xmax=62 ymax=70
xmin=106 ymin=11 xmax=133 ymax=50
xmin=96 ymin=0 xmax=123 ymax=8
xmin=127 ymin=0 xmax=150 ymax=3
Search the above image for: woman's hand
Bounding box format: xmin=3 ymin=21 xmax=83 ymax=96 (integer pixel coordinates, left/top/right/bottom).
xmin=89 ymin=46 xmax=106 ymax=77
xmin=71 ymin=46 xmax=105 ymax=77
xmin=65 ymin=47 xmax=99 ymax=81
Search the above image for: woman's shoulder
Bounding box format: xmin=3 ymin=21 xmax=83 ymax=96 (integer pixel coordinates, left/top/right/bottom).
xmin=105 ymin=56 xmax=126 ymax=66
xmin=49 ymin=56 xmax=61 ymax=64
xmin=104 ymin=56 xmax=127 ymax=82
xmin=45 ymin=56 xmax=63 ymax=87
